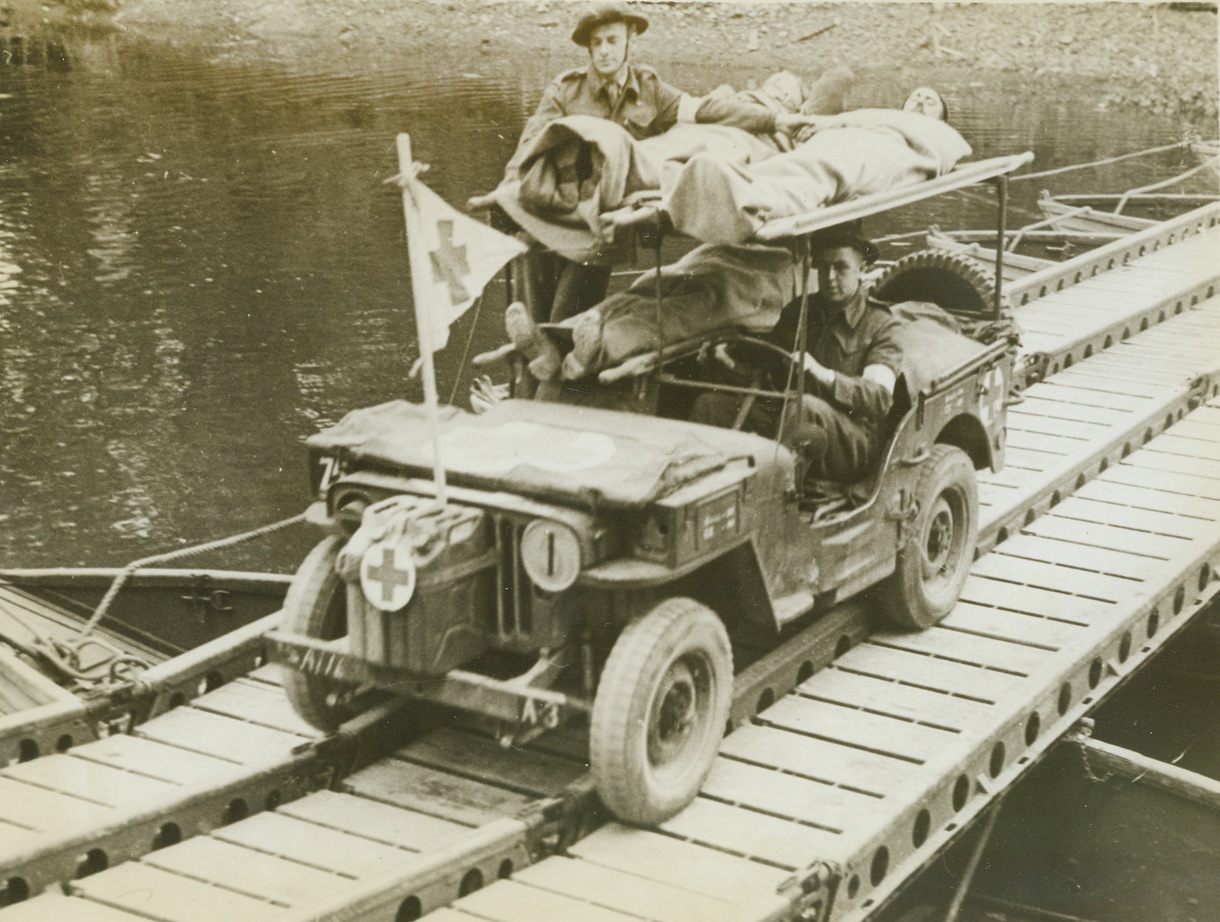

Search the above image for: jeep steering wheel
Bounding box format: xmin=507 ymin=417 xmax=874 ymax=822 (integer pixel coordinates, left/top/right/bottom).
xmin=709 ymin=334 xmax=804 ymax=393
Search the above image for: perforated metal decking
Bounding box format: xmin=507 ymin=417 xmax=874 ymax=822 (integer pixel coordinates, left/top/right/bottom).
xmin=421 ymin=402 xmax=1220 ymax=922
xmin=1 ymin=211 xmax=1218 ymax=922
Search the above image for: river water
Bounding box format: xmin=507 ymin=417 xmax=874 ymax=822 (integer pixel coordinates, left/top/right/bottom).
xmin=0 ymin=24 xmax=1213 ymax=573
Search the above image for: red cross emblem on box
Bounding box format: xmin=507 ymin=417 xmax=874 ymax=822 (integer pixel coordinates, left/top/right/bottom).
xmin=360 ymin=538 xmax=417 ymax=612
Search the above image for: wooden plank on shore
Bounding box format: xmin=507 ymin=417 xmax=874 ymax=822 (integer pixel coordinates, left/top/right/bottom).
xmin=1106 ymin=463 xmax=1220 ymax=501
xmin=1119 ymin=446 xmax=1220 ymax=479
xmin=1007 ymin=395 xmax=1127 ymax=426
xmin=1050 ymin=495 xmax=1212 ymax=540
xmin=1026 ymin=382 xmax=1147 ymax=413
xmin=1043 ymin=373 xmax=1168 ymax=400
xmin=1005 ymin=411 xmax=1106 ymax=440
xmin=1075 ymin=478 xmax=1220 ymax=519
xmin=247 ymin=664 xmax=285 ymax=686
xmin=1004 ymin=430 xmax=1078 ymax=456
xmin=1109 ymin=340 xmax=1220 ymax=365
xmin=1000 ymin=446 xmax=1061 ymax=471
xmin=1144 ymin=432 xmax=1220 ymax=462
xmin=1058 ymin=361 xmax=1191 ymax=387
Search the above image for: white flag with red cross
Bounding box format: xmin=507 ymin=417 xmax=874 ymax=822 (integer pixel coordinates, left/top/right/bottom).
xmin=403 ymin=169 xmax=527 ymax=355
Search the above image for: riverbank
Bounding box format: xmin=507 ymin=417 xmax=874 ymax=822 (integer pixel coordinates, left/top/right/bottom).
xmin=59 ymin=0 xmax=1220 ymax=126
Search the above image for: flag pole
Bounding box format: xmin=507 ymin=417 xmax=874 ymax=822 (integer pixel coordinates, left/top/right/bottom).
xmin=396 ymin=132 xmax=448 ymax=506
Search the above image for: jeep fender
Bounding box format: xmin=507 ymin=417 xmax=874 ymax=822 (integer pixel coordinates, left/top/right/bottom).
xmin=937 ymin=412 xmax=998 ymax=473
xmin=669 ymin=541 xmax=779 ymax=640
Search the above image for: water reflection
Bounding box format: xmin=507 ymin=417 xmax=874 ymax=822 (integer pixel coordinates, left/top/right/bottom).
xmin=0 ymin=22 xmax=1213 ymax=571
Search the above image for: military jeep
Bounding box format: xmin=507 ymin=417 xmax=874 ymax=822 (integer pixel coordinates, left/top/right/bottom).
xmin=269 ymin=153 xmax=1027 ymax=826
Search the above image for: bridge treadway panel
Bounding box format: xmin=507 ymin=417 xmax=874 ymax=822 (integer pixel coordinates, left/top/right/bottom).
xmin=429 ymin=395 xmax=1220 ymax=922
xmin=0 ymin=667 xmax=315 ymax=892
xmin=977 ymin=293 xmax=1220 ymax=535
xmin=0 ymin=725 xmax=590 ymax=922
xmin=1012 ymin=224 xmax=1218 ymax=364
xmin=1 ymin=219 xmax=1217 ymax=921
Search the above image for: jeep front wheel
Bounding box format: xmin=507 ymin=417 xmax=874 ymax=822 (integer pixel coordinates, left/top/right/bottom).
xmin=282 ymin=536 xmax=365 ymax=733
xmin=884 ymin=445 xmax=978 ymax=630
xmin=590 ymin=598 xmax=732 ymax=826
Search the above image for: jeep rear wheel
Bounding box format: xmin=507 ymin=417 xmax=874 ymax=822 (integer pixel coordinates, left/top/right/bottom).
xmin=282 ymin=536 xmax=365 ymax=733
xmin=590 ymin=598 xmax=732 ymax=826
xmin=883 ymin=445 xmax=978 ymax=630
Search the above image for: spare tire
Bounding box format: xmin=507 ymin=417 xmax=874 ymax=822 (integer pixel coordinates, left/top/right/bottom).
xmin=873 ymin=250 xmax=1001 ymax=318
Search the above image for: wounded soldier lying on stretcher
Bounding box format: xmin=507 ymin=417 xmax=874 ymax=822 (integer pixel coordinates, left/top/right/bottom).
xmin=485 ymin=67 xmax=857 ymax=323
xmin=662 ymin=86 xmax=970 ymax=244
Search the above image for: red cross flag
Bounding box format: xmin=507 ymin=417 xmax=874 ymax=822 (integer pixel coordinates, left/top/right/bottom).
xmin=395 ymin=133 xmax=525 ymax=506
xmin=397 ymin=137 xmax=527 ymax=356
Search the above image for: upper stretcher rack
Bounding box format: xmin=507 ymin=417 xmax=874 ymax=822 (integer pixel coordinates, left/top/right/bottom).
xmin=600 ymin=152 xmax=1035 ymax=244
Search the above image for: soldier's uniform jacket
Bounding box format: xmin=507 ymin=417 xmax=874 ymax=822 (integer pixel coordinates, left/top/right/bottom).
xmin=505 ymin=63 xmax=780 ymax=178
xmin=768 ymin=286 xmax=903 ymax=423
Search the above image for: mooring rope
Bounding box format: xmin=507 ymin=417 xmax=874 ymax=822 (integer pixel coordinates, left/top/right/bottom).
xmin=1009 ymin=139 xmax=1196 ymax=183
xmin=74 ymin=512 xmax=307 ymax=643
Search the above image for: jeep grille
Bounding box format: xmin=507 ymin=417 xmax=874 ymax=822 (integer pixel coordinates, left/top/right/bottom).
xmin=493 ymin=513 xmax=533 ymax=637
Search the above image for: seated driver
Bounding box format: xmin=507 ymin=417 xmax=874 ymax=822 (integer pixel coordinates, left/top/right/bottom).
xmin=690 ymin=225 xmax=902 ymax=483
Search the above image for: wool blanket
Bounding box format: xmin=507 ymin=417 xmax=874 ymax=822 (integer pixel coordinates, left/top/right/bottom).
xmin=493 ymin=114 xmax=778 ymax=261
xmin=663 ymin=110 xmax=973 ymax=244
xmin=551 ymin=242 xmax=799 ymax=379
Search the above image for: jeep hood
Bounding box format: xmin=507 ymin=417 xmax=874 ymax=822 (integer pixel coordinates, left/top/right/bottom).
xmin=309 ymin=399 xmax=792 ymax=508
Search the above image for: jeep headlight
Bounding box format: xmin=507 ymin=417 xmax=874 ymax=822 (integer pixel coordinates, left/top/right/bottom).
xmin=520 ymin=520 xmax=582 ymax=593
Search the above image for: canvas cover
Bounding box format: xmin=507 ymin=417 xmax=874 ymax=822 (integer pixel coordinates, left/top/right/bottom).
xmin=310 ymin=398 xmax=787 ymax=509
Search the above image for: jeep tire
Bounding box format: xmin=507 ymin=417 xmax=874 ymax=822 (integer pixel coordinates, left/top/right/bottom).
xmin=884 ymin=445 xmax=978 ymax=630
xmin=872 ymin=249 xmax=998 ymax=317
xmin=590 ymin=598 xmax=732 ymax=826
xmin=282 ymin=536 xmax=364 ymax=732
